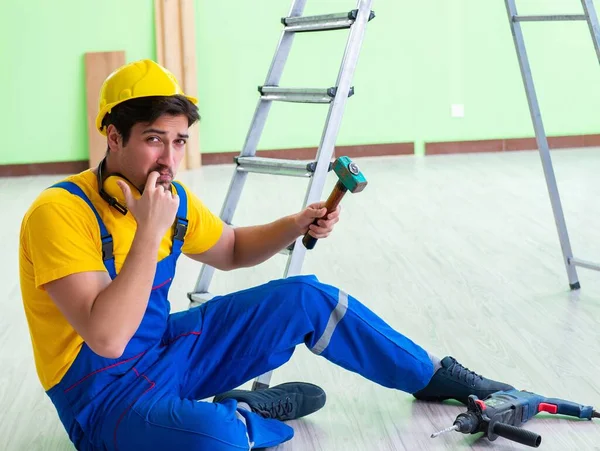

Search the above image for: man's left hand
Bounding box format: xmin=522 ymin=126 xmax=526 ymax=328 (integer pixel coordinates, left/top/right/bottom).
xmin=294 ymin=202 xmax=341 ymax=239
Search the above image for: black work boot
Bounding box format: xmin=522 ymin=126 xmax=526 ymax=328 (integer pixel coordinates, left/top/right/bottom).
xmin=213 ymin=382 xmax=326 ymax=421
xmin=412 ymin=356 xmax=514 ymax=405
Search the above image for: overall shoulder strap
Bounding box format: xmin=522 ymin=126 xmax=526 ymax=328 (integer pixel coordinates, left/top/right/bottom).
xmin=170 ymin=181 xmax=188 ymax=255
xmin=51 ymin=181 xmax=118 ymax=279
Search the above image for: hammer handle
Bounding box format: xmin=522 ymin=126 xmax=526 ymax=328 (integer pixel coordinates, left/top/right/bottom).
xmin=302 ymin=181 xmax=347 ymax=250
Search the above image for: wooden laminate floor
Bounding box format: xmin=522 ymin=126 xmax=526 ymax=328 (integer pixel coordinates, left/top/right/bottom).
xmin=2 ymin=149 xmax=600 ymax=450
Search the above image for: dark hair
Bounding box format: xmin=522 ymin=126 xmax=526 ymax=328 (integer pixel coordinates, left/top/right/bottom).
xmin=102 ymin=95 xmax=200 ymax=146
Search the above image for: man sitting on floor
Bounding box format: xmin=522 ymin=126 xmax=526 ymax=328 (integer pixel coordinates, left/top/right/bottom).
xmin=19 ymin=59 xmax=513 ymax=450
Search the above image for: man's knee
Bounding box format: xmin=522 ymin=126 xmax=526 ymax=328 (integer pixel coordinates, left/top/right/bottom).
xmin=273 ymin=274 xmax=320 ymax=287
xmin=271 ymin=274 xmax=340 ymax=303
xmin=269 ymin=275 xmax=345 ymax=335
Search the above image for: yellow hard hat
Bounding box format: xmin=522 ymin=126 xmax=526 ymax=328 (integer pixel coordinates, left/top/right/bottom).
xmin=95 ymin=59 xmax=198 ymax=136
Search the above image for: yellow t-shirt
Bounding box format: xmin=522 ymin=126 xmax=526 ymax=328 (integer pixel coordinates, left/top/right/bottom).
xmin=19 ymin=169 xmax=223 ymax=391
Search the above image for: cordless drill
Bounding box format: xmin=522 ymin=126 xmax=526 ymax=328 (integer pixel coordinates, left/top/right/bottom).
xmin=431 ymin=389 xmax=600 ymax=448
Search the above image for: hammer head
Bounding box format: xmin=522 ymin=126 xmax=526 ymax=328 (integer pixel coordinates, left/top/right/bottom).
xmin=333 ymin=156 xmax=368 ymax=193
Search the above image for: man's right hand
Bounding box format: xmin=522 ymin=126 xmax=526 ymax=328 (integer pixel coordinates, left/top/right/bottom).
xmin=117 ymin=172 xmax=179 ymax=240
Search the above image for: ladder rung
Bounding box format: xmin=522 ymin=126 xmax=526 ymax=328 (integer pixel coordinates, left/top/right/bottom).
xmin=258 ymin=86 xmax=355 ymax=104
xmin=235 ymin=156 xmax=332 ymax=178
xmin=279 ymin=242 xmax=295 ymax=256
xmin=188 ymin=292 xmax=215 ymax=304
xmin=282 ymin=9 xmax=375 ymax=33
xmin=569 ymin=257 xmax=600 ymax=272
xmin=513 ymin=14 xmax=587 ymax=22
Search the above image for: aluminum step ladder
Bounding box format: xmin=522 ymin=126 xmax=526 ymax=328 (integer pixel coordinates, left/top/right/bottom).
xmin=504 ymin=0 xmax=600 ymax=290
xmin=188 ymin=0 xmax=375 ymax=389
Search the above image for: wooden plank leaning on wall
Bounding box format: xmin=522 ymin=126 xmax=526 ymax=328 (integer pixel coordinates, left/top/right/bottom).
xmin=154 ymin=0 xmax=201 ymax=170
xmin=84 ymin=51 xmax=126 ymax=169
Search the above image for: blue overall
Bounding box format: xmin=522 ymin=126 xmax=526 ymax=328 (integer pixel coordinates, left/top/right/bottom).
xmin=45 ymin=181 xmax=435 ymax=451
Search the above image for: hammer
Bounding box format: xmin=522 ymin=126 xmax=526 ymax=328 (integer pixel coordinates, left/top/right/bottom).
xmin=302 ymin=156 xmax=368 ymax=250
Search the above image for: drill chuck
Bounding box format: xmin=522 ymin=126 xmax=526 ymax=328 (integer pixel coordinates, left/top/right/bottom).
xmin=430 ymin=412 xmax=479 ymax=438
xmin=454 ymin=412 xmax=480 ymax=434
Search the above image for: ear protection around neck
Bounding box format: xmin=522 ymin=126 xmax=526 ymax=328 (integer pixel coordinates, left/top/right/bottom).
xmin=96 ymin=157 xmax=141 ymax=216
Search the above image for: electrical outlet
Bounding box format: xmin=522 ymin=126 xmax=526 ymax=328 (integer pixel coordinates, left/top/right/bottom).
xmin=451 ymin=104 xmax=464 ymax=118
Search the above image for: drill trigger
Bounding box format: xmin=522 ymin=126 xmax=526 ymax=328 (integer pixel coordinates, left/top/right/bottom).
xmin=538 ymin=403 xmax=558 ymax=414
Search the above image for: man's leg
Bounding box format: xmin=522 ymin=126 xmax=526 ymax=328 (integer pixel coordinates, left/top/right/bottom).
xmin=181 ymin=274 xmax=512 ymax=405
xmin=179 ymin=274 xmax=430 ymax=400
xmin=103 ymin=385 xmax=295 ymax=450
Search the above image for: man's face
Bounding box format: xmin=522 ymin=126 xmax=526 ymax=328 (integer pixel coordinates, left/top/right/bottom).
xmin=108 ymin=114 xmax=189 ymax=192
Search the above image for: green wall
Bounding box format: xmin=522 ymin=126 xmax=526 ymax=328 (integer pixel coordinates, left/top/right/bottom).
xmin=196 ymin=0 xmax=600 ymax=156
xmin=0 ymin=0 xmax=156 ymax=165
xmin=1 ymin=0 xmax=598 ymax=164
